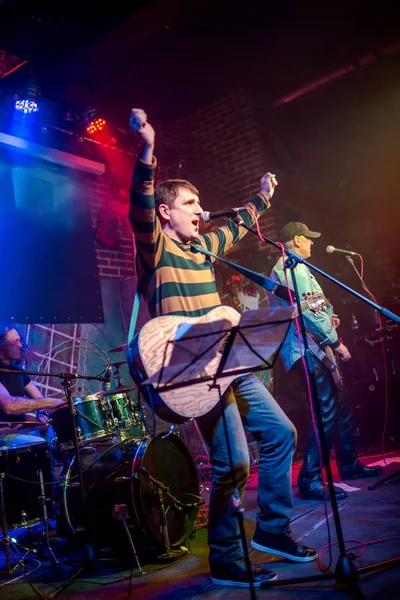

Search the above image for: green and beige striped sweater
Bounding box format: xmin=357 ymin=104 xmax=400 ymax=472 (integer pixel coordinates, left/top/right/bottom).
xmin=129 ymin=158 xmax=271 ymax=319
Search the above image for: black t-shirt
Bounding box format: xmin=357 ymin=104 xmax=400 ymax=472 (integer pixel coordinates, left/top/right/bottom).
xmin=0 ymin=362 xmax=31 ymax=422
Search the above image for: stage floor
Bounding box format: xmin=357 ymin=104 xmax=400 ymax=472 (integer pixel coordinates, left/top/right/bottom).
xmin=1 ymin=448 xmax=400 ymax=600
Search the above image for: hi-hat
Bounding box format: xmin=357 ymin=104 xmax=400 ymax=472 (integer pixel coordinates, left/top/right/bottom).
xmin=100 ymin=385 xmax=137 ymax=397
xmin=109 ymin=343 xmax=128 ymax=354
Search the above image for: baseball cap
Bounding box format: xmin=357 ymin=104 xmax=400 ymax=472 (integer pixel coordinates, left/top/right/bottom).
xmin=279 ymin=222 xmax=321 ymax=243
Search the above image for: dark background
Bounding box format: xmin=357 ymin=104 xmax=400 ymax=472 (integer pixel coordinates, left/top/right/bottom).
xmin=1 ymin=0 xmax=399 ymax=439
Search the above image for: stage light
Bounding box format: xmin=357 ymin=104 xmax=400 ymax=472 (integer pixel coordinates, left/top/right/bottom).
xmin=15 ymin=99 xmax=39 ymax=113
xmin=87 ymin=117 xmax=107 ymax=134
xmin=83 ymin=107 xmax=107 ymax=135
xmin=14 ymin=80 xmax=41 ymax=114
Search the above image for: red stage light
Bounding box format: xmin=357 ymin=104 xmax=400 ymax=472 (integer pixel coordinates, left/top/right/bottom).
xmin=86 ymin=117 xmax=107 ymax=134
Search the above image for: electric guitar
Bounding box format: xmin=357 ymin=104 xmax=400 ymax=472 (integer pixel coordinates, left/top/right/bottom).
xmin=322 ymin=345 xmax=344 ymax=390
xmin=295 ymin=293 xmax=343 ymax=389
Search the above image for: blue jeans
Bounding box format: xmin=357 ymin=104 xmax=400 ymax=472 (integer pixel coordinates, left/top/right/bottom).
xmin=197 ymin=373 xmax=297 ymax=566
xmin=294 ymin=356 xmax=357 ymax=492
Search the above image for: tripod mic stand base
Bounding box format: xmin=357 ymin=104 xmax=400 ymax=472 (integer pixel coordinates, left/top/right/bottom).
xmin=260 ymin=554 xmax=400 ymax=592
xmin=335 ymin=555 xmax=359 ymax=586
xmin=155 ymin=546 xmax=189 ymax=564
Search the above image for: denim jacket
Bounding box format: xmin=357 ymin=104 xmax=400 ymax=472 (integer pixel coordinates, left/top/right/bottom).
xmin=269 ymin=256 xmax=339 ymax=370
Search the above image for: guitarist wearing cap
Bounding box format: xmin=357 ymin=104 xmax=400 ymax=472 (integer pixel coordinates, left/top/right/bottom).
xmin=270 ymin=222 xmax=382 ymax=501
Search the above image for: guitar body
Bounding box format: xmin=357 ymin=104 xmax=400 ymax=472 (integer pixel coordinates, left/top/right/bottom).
xmin=129 ymin=306 xmax=242 ymax=423
xmin=322 ymin=346 xmax=344 ymax=390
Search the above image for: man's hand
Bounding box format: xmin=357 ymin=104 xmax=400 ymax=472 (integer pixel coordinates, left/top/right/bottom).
xmin=129 ymin=108 xmax=155 ymax=148
xmin=334 ymin=343 xmax=351 ymax=362
xmin=36 ymin=411 xmax=49 ymax=424
xmin=43 ymin=398 xmax=67 ymax=411
xmin=260 ymin=172 xmax=278 ymax=200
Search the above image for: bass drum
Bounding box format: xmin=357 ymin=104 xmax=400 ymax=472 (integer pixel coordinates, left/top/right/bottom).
xmin=60 ymin=432 xmax=199 ymax=557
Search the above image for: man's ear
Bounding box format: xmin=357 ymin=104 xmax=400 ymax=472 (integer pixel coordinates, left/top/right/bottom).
xmin=293 ymin=235 xmax=300 ymax=248
xmin=158 ymin=203 xmax=170 ymax=221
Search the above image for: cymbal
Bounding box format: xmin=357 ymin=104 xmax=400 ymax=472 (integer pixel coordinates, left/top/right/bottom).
xmin=110 ymin=361 xmax=128 ymax=368
xmin=0 ymin=421 xmax=49 ymax=428
xmin=100 ymin=385 xmax=137 ymax=397
xmin=109 ymin=342 xmax=128 ymax=354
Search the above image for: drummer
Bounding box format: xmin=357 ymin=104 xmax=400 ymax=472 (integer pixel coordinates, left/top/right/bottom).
xmin=0 ymin=323 xmax=65 ymax=446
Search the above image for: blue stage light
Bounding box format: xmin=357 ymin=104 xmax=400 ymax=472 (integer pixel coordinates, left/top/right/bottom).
xmin=15 ymin=99 xmax=39 ymax=113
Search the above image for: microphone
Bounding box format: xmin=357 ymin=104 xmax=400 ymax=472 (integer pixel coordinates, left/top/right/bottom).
xmin=326 ymin=245 xmax=358 ymax=256
xmin=102 ymin=364 xmax=113 ymax=392
xmin=201 ymin=207 xmax=247 ymax=223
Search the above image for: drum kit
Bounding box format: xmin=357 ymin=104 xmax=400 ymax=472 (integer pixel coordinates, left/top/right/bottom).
xmin=0 ymin=359 xmax=201 ymax=578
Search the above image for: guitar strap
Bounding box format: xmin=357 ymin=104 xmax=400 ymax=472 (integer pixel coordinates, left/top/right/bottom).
xmin=128 ymin=289 xmax=141 ymax=346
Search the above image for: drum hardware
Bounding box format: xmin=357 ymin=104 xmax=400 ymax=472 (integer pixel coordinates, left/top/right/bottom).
xmin=0 ymin=472 xmax=12 ymax=576
xmin=108 ymin=342 xmax=128 ymax=354
xmin=59 ymin=433 xmax=199 ymax=563
xmin=100 ymin=384 xmax=138 ymax=397
xmin=0 ymin=459 xmax=59 ymax=578
xmin=140 ymin=465 xmax=202 ymax=559
xmin=38 ymin=469 xmax=60 ymax=567
xmin=141 ymin=467 xmax=171 ymax=552
xmin=110 ymin=361 xmax=127 ymax=389
xmin=0 ymin=365 xmax=118 ymax=591
xmin=112 ymin=504 xmax=144 ymax=573
xmin=110 ymin=360 xmax=128 ymax=368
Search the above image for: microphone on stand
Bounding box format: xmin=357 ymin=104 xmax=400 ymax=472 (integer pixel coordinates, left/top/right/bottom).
xmin=326 ymin=245 xmax=358 ymax=256
xmin=102 ymin=364 xmax=113 ymax=392
xmin=201 ymin=207 xmax=248 ymax=223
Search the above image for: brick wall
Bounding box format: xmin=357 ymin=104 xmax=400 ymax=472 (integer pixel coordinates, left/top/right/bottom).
xmin=89 ymin=177 xmax=136 ymax=280
xmin=173 ymin=88 xmax=281 ymax=273
xmin=177 ymin=88 xmax=280 ymax=249
xmin=88 ymin=89 xmax=281 ymax=282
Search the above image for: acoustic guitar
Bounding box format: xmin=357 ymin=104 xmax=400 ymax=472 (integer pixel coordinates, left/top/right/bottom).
xmin=128 ymin=294 xmax=340 ymax=423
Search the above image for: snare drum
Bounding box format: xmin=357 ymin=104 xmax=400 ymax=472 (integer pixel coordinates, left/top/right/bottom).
xmin=0 ymin=440 xmax=54 ymax=529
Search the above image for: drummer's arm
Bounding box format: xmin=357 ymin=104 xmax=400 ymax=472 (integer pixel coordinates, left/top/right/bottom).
xmin=25 ymin=381 xmax=51 ymax=422
xmin=0 ymin=381 xmax=64 ymax=416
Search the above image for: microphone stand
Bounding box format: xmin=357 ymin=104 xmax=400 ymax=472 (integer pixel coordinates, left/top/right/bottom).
xmin=47 ymin=370 xmax=109 ymax=599
xmin=225 ymin=218 xmax=400 ymax=594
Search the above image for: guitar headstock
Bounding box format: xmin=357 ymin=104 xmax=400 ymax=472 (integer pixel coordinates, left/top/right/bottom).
xmin=302 ymin=292 xmax=328 ymax=314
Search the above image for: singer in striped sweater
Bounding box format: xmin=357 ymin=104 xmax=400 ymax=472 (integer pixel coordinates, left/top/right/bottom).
xmin=130 ymin=161 xmax=271 ymax=319
xmin=127 ymin=109 xmax=316 ymax=588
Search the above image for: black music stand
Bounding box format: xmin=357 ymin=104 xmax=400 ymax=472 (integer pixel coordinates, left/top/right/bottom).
xmin=139 ymin=306 xmax=293 ymax=599
xmin=210 ymin=218 xmax=400 ymax=596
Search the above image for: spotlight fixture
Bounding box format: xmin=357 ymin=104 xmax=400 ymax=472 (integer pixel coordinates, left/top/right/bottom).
xmin=87 ymin=117 xmax=107 ymax=134
xmin=15 ymin=99 xmax=39 ymax=113
xmin=83 ymin=107 xmax=106 ymax=135
xmin=14 ymin=80 xmax=41 ymax=113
